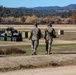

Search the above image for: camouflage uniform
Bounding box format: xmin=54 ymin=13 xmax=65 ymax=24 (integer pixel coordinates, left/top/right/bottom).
xmin=44 ymin=23 xmax=55 ymax=54
xmin=29 ymin=23 xmax=41 ymax=55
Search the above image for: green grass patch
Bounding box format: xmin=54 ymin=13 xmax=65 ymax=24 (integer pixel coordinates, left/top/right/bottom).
xmin=0 ymin=43 xmax=76 ymax=56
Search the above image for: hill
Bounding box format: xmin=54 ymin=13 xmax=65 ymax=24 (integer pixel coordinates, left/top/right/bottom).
xmin=0 ymin=4 xmax=76 ymax=18
xmin=31 ymin=4 xmax=76 ymax=10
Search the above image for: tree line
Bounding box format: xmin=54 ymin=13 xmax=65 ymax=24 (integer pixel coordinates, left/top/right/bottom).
xmin=0 ymin=5 xmax=76 ymax=24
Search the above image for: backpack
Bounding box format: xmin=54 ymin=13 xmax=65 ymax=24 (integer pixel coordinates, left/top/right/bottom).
xmin=48 ymin=28 xmax=56 ymax=38
xmin=38 ymin=29 xmax=41 ymax=39
xmin=52 ymin=28 xmax=56 ymax=38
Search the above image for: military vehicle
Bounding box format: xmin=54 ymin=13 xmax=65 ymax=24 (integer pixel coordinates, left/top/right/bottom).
xmin=0 ymin=27 xmax=22 ymax=41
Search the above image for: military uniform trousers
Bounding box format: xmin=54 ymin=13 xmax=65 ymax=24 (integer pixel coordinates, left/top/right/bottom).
xmin=31 ymin=40 xmax=39 ymax=54
xmin=45 ymin=38 xmax=53 ymax=54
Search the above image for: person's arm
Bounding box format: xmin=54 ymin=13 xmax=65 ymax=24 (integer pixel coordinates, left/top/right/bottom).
xmin=53 ymin=28 xmax=56 ymax=35
xmin=43 ymin=30 xmax=46 ymax=40
xmin=29 ymin=30 xmax=32 ymax=40
xmin=38 ymin=29 xmax=41 ymax=39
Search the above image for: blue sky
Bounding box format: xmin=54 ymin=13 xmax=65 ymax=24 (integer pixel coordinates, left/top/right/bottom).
xmin=0 ymin=0 xmax=76 ymax=8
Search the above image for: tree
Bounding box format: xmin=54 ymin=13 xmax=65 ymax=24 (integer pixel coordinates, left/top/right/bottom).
xmin=31 ymin=15 xmax=39 ymax=23
xmin=2 ymin=17 xmax=15 ymax=23
xmin=43 ymin=16 xmax=51 ymax=23
xmin=64 ymin=18 xmax=73 ymax=24
xmin=52 ymin=16 xmax=61 ymax=24
xmin=26 ymin=15 xmax=38 ymax=23
xmin=20 ymin=16 xmax=26 ymax=22
xmin=70 ymin=13 xmax=76 ymax=24
xmin=25 ymin=16 xmax=32 ymax=23
xmin=70 ymin=13 xmax=76 ymax=19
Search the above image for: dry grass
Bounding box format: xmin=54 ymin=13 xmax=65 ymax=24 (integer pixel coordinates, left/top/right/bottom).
xmin=0 ymin=47 xmax=26 ymax=55
xmin=57 ymin=32 xmax=76 ymax=40
xmin=0 ymin=48 xmax=4 ymax=54
xmin=0 ymin=54 xmax=76 ymax=72
xmin=0 ymin=44 xmax=76 ymax=71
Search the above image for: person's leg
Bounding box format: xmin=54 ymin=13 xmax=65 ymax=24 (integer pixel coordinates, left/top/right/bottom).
xmin=33 ymin=40 xmax=39 ymax=55
xmin=31 ymin=40 xmax=34 ymax=55
xmin=48 ymin=38 xmax=53 ymax=54
xmin=31 ymin=40 xmax=34 ymax=50
xmin=46 ymin=41 xmax=48 ymax=54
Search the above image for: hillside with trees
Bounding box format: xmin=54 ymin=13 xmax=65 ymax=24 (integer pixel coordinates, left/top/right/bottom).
xmin=0 ymin=4 xmax=76 ymax=24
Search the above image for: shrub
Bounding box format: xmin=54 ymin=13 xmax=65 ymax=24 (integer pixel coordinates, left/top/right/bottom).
xmin=5 ymin=47 xmax=26 ymax=54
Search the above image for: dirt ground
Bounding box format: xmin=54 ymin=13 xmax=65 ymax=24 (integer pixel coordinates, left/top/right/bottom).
xmin=0 ymin=24 xmax=76 ymax=74
xmin=0 ymin=54 xmax=76 ymax=73
xmin=0 ymin=39 xmax=76 ymax=46
xmin=0 ymin=66 xmax=76 ymax=75
xmin=0 ymin=24 xmax=76 ymax=46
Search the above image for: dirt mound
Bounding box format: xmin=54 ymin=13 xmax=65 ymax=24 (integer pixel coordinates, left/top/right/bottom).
xmin=0 ymin=54 xmax=76 ymax=71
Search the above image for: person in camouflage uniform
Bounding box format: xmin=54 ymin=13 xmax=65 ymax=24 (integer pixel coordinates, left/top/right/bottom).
xmin=29 ymin=23 xmax=41 ymax=55
xmin=44 ymin=23 xmax=56 ymax=54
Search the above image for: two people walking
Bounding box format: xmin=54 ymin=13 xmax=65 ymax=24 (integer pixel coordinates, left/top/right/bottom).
xmin=29 ymin=23 xmax=56 ymax=55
